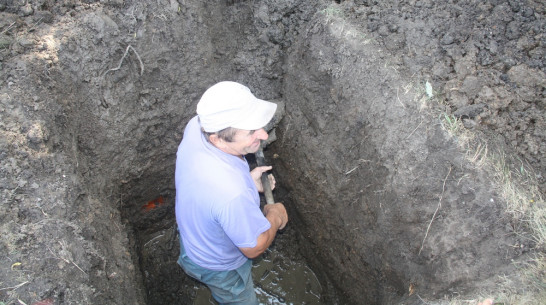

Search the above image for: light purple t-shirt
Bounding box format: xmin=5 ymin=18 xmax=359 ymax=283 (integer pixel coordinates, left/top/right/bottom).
xmin=175 ymin=116 xmax=271 ymax=271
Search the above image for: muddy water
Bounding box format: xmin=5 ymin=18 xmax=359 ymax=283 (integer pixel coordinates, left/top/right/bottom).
xmin=135 ymin=205 xmax=325 ymax=305
xmin=191 ymin=247 xmax=323 ymax=305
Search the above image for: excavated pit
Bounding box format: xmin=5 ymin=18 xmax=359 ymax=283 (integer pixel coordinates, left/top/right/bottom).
xmin=119 ymin=157 xmax=327 ymax=305
xmin=1 ymin=1 xmax=544 ymax=305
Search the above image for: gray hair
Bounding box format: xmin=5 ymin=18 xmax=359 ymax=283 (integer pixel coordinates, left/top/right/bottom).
xmin=201 ymin=127 xmax=238 ymax=143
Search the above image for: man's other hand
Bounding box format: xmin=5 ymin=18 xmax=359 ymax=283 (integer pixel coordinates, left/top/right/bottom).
xmin=264 ymin=203 xmax=288 ymax=230
xmin=250 ymin=166 xmax=276 ymax=192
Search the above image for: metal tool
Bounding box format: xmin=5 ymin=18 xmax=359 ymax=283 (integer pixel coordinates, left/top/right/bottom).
xmin=255 ymin=100 xmax=285 ymax=204
xmin=256 ymin=143 xmax=275 ymax=204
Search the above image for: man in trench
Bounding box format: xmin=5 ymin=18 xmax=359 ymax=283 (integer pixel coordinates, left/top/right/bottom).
xmin=175 ymin=81 xmax=289 ymax=304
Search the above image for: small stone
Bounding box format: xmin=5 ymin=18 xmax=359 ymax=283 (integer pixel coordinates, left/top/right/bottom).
xmin=377 ymin=25 xmax=389 ymax=36
xmin=453 ymin=103 xmax=487 ymax=119
xmin=27 ymin=123 xmax=48 ymax=144
xmin=440 ymin=33 xmax=454 ymax=45
xmin=35 ymin=11 xmax=54 ymax=24
xmin=18 ymin=37 xmax=34 ymax=48
xmin=522 ymin=7 xmax=534 ymax=18
xmin=18 ymin=180 xmax=27 ymax=188
xmin=461 ymin=76 xmax=482 ymax=97
xmin=448 ymin=91 xmax=470 ymax=109
xmin=0 ymin=36 xmax=12 ymax=49
xmin=20 ymin=4 xmax=34 ymax=16
xmin=462 ymin=118 xmax=477 ymax=129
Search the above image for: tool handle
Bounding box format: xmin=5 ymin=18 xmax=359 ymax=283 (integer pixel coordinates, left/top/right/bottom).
xmin=255 ymin=146 xmax=275 ymax=204
xmin=260 ymin=172 xmax=275 ymax=204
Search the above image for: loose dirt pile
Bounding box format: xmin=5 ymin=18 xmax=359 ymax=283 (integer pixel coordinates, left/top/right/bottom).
xmin=0 ymin=1 xmax=544 ymax=304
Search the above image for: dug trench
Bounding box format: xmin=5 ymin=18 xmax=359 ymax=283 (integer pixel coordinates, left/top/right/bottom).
xmin=1 ymin=1 xmax=544 ymax=305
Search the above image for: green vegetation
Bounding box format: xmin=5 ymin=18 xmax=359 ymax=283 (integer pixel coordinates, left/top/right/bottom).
xmin=320 ymin=5 xmax=343 ymax=23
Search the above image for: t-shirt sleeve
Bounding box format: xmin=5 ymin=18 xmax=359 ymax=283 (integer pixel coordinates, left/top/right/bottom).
xmin=216 ymin=189 xmax=271 ymax=248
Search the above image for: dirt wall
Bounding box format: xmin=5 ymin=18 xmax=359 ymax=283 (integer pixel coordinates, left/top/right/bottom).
xmin=270 ymin=1 xmax=544 ymax=303
xmin=1 ymin=0 xmax=310 ymax=304
xmin=272 ymin=8 xmax=526 ymax=304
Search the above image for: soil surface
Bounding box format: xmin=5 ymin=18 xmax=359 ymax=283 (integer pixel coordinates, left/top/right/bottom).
xmin=0 ymin=1 xmax=544 ymax=305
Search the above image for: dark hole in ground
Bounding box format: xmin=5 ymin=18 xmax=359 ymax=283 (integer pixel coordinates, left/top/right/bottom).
xmin=119 ymin=155 xmax=335 ymax=305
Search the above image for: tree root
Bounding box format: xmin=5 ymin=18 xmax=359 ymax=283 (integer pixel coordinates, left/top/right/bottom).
xmin=419 ymin=166 xmax=452 ymax=256
xmin=100 ymin=45 xmax=144 ymax=108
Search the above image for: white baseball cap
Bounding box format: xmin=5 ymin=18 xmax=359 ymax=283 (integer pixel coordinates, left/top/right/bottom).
xmin=197 ymin=81 xmax=277 ymax=132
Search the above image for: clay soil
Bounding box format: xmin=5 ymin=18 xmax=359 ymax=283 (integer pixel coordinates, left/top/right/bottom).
xmin=0 ymin=1 xmax=544 ymax=305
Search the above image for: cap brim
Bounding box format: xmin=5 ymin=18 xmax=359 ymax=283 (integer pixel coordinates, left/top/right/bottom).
xmin=231 ymin=99 xmax=277 ymax=131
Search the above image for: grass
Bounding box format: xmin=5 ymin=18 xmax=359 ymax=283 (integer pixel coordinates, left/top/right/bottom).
xmin=320 ymin=6 xmax=343 ymax=21
xmin=434 ymin=84 xmax=546 ymax=304
xmin=441 ymin=113 xmax=463 ymax=135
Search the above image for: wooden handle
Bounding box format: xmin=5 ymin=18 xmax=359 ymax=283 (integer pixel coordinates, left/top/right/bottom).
xmin=260 ymin=172 xmax=275 ymax=204
xmin=255 ymin=145 xmax=275 ymax=204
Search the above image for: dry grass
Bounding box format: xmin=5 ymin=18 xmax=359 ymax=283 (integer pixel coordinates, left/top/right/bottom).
xmin=438 ymin=106 xmax=546 ymax=304
xmin=486 ymin=150 xmax=544 ymax=249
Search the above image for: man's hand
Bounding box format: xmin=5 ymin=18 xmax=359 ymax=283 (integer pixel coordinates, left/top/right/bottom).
xmin=264 ymin=203 xmax=288 ymax=230
xmin=250 ymin=166 xmax=276 ymax=192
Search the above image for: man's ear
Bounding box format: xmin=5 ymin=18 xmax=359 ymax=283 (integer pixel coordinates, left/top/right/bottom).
xmin=209 ymin=134 xmax=223 ymax=148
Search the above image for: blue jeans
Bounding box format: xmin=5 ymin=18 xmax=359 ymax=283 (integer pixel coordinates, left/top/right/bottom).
xmin=177 ymin=238 xmax=258 ymax=305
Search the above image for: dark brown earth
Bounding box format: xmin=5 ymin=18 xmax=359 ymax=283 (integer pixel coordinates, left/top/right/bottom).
xmin=0 ymin=1 xmax=544 ymax=305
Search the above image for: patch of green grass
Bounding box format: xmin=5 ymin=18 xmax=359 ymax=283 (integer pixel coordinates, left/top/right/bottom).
xmin=321 ymin=6 xmax=342 ymax=18
xmin=320 ymin=5 xmax=343 ymax=23
xmin=441 ymin=113 xmax=461 ymax=134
